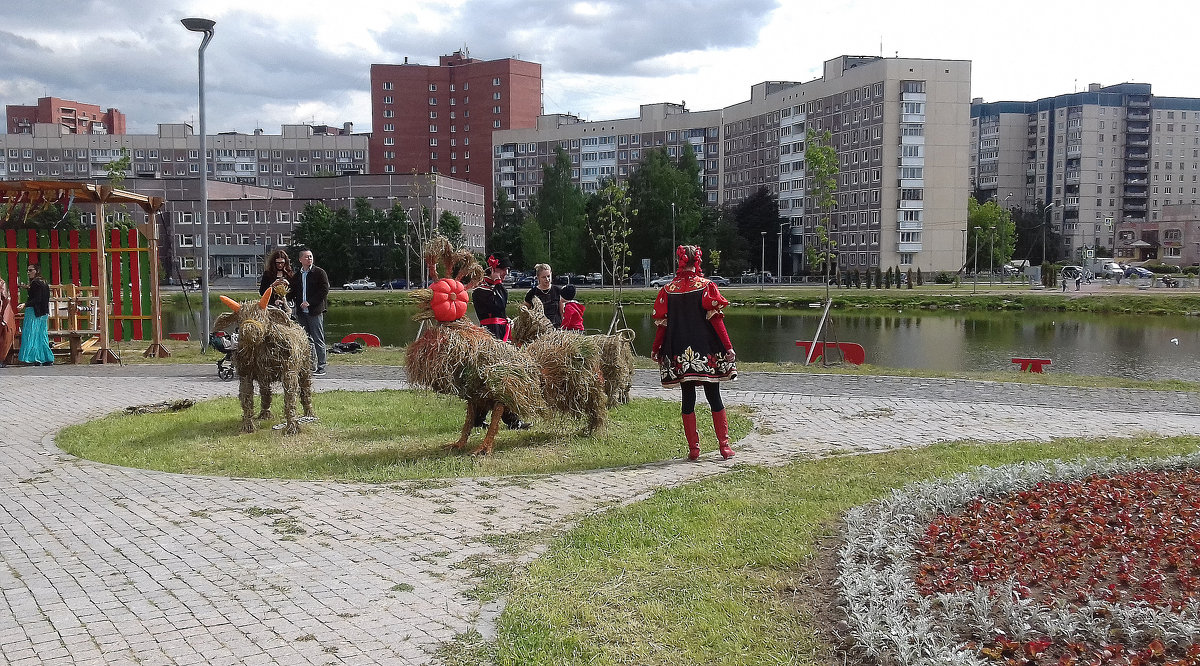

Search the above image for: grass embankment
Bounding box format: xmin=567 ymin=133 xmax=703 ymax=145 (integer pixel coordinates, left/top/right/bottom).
xmin=55 ymin=390 xmax=752 ymax=481
xmin=439 ymin=435 xmax=1200 ymax=666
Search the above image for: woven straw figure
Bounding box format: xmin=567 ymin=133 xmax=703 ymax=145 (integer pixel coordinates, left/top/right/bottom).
xmin=405 ymin=236 xmax=545 ymax=454
xmin=213 ymin=291 xmax=314 ymax=435
xmin=511 ymin=299 xmax=635 ymax=409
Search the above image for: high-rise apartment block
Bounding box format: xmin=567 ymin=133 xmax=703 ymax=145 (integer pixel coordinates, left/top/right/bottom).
xmin=6 ymin=96 xmax=126 ymax=135
xmin=0 ymin=122 xmax=365 ymax=189
xmin=970 ymin=83 xmax=1200 ymax=264
xmin=496 ymin=55 xmax=971 ymax=273
xmin=369 ymin=50 xmax=542 ymax=229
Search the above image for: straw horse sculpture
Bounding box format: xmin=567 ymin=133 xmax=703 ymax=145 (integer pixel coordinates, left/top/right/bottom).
xmin=511 ymin=299 xmax=636 ymax=409
xmin=213 ymin=290 xmax=314 ymax=435
xmin=405 ymin=237 xmax=545 ymax=455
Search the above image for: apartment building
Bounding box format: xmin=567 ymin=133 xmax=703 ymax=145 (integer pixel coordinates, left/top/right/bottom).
xmin=495 ymin=55 xmax=972 ymax=274
xmin=0 ymin=122 xmax=367 ymax=190
xmin=6 ymin=96 xmax=126 ymax=135
xmin=970 ymin=83 xmax=1200 ymax=264
xmin=107 ymin=174 xmax=484 ymax=281
xmin=369 ymin=49 xmax=543 ymax=230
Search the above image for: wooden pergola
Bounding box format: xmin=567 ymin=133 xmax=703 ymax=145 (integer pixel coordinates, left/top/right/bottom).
xmin=0 ymin=181 xmax=167 ymax=362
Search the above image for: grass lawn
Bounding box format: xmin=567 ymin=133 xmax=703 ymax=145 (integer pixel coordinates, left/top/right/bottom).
xmin=55 ymin=390 xmax=752 ymax=480
xmin=442 ymin=435 xmax=1200 ymax=666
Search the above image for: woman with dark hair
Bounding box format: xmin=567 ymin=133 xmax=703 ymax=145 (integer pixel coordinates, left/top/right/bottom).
xmin=18 ymin=264 xmax=54 ymax=366
xmin=651 ymin=245 xmax=738 ymax=460
xmin=259 ymin=249 xmax=294 ymax=313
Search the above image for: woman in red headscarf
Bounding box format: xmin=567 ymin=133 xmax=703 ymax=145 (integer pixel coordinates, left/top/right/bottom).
xmin=651 ymin=245 xmax=738 ymax=460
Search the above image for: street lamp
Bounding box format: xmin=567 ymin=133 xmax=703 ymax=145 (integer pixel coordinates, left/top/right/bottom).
xmin=670 ymin=202 xmax=676 ymax=257
xmin=778 ymin=221 xmax=790 ymax=283
xmin=182 ymin=17 xmax=215 ymax=348
xmin=960 ymin=228 xmax=967 ymax=272
xmin=1040 ymin=200 xmax=1060 ymax=266
xmin=988 ymin=225 xmax=996 ymax=286
xmin=760 ymin=231 xmax=767 ymax=291
xmin=972 ymin=226 xmax=981 ymax=294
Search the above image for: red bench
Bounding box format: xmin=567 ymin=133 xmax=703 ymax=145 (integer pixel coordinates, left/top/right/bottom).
xmin=341 ymin=332 xmax=381 ymax=347
xmin=1012 ymin=357 xmax=1052 ymax=373
xmin=795 ymin=341 xmax=866 ymax=365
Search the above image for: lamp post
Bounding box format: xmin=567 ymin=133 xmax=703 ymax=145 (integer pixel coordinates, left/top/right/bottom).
xmin=960 ymin=228 xmax=967 ymax=272
xmin=972 ymin=226 xmax=981 ymax=294
xmin=670 ymin=202 xmax=676 ymax=256
xmin=182 ymin=17 xmax=215 ymax=348
xmin=988 ymin=225 xmax=996 ymax=285
xmin=760 ymin=231 xmax=766 ymax=291
xmin=1040 ymin=200 xmax=1060 ymax=266
xmin=778 ymin=222 xmax=789 ymax=283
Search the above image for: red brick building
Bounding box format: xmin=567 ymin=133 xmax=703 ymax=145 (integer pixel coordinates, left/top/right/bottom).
xmin=369 ymin=50 xmax=541 ymax=230
xmin=6 ymin=96 xmax=126 ymax=135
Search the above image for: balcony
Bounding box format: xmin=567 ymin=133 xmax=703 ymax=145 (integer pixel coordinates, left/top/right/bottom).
xmin=1126 ymin=163 xmax=1149 ymax=173
xmin=1123 ymin=189 xmax=1147 ymax=199
xmin=1128 ymin=138 xmax=1149 ymax=147
xmin=1066 ymin=148 xmax=1082 ymax=159
xmin=1126 ymin=111 xmax=1150 ymax=121
xmin=1126 ymin=151 xmax=1149 ymax=160
xmin=1123 ymin=203 xmax=1147 ymax=212
xmin=901 ymin=113 xmax=925 ymax=124
xmin=1126 ymin=121 xmax=1150 ymax=134
xmin=897 ymin=242 xmax=923 ymax=253
xmin=1127 ymin=98 xmax=1150 ymax=108
xmin=899 ymin=178 xmax=924 ymax=189
xmin=1125 ymin=177 xmax=1147 ymax=185
xmin=898 ymin=199 xmax=924 ymax=210
xmin=899 ymin=156 xmax=924 ymax=167
xmin=500 ymin=151 xmax=515 ymax=159
xmin=901 ymin=92 xmax=927 ymax=103
xmin=1027 ymin=167 xmax=1037 ymax=176
xmin=901 ymin=134 xmax=924 ymax=145
xmin=897 ymin=220 xmax=923 ymax=231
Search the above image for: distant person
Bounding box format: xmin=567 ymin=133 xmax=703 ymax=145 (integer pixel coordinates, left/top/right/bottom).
xmin=560 ymin=284 xmax=585 ymax=331
xmin=1075 ymin=275 xmax=1082 ymax=291
xmin=18 ymin=264 xmax=54 ymax=366
xmin=289 ymin=248 xmax=329 ymax=376
xmin=0 ymin=275 xmax=13 ymax=367
xmin=524 ymin=263 xmax=564 ymax=328
xmin=258 ymin=249 xmax=294 ymax=314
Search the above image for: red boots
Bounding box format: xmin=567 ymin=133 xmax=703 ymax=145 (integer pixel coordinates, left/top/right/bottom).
xmin=682 ymin=410 xmax=734 ymax=460
xmin=713 ymin=409 xmax=734 ymax=460
xmin=682 ymin=412 xmax=701 ymax=460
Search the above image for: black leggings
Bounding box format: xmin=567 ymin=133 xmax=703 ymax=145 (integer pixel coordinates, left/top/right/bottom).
xmin=681 ymin=381 xmax=724 ymax=415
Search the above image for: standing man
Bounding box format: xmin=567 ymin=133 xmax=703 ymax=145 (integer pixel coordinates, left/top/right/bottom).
xmin=471 ymin=252 xmax=530 ymax=429
xmin=290 ymin=247 xmax=329 ymax=376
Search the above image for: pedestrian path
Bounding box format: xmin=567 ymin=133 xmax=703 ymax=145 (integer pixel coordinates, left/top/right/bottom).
xmin=1 ymin=365 xmax=1197 ymax=665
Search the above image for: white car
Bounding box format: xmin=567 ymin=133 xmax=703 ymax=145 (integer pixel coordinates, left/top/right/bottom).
xmin=342 ymin=278 xmax=377 ymax=290
xmin=650 ymin=274 xmax=675 ymax=287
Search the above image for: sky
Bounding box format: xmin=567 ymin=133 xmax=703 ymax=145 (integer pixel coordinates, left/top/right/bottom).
xmin=0 ymin=0 xmax=1196 ymax=135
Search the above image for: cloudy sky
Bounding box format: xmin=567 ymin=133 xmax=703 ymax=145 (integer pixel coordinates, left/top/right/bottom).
xmin=0 ymin=0 xmax=1195 ymax=135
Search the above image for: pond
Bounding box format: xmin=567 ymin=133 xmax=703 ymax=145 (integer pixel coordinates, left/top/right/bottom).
xmin=165 ymin=302 xmax=1200 ymax=382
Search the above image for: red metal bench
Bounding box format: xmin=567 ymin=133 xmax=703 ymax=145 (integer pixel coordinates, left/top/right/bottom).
xmin=1012 ymin=357 xmax=1052 ymax=373
xmin=341 ymin=332 xmax=381 ymax=347
xmin=795 ymin=341 xmax=866 ymax=365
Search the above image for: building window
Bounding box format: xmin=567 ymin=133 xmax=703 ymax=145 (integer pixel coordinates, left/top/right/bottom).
xmin=429 ymin=84 xmax=437 ymax=92
xmin=383 ymin=95 xmax=393 ymax=104
xmin=492 ymin=77 xmax=500 ymax=85
xmin=384 ymin=123 xmax=394 ymax=132
xmin=493 ymin=120 xmax=501 ymax=128
xmin=384 ymin=137 xmax=395 ymax=145
xmin=430 ymin=124 xmax=438 ymax=132
xmin=382 ymin=82 xmax=393 ymax=90
xmin=493 ymin=92 xmax=501 ymax=100
xmin=429 ymin=97 xmax=437 ymax=105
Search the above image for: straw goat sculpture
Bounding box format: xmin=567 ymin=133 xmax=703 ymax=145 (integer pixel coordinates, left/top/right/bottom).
xmin=213 ymin=291 xmax=315 ymax=435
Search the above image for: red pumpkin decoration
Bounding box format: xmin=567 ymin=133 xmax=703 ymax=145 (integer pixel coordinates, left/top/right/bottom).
xmin=430 ymin=278 xmax=469 ymax=322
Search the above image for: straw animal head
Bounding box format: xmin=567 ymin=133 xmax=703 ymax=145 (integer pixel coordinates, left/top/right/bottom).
xmin=410 ymin=235 xmax=485 ymax=322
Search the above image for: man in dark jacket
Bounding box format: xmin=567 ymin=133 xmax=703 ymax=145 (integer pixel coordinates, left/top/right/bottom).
xmin=290 ymin=247 xmax=329 ymax=375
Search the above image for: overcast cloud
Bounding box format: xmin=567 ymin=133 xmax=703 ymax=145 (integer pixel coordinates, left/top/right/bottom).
xmin=0 ymin=0 xmax=1196 ymax=135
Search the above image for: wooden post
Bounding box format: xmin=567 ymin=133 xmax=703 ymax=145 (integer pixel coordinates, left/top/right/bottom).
xmin=91 ymin=195 xmax=118 ymax=364
xmin=141 ymin=199 xmax=169 ymax=357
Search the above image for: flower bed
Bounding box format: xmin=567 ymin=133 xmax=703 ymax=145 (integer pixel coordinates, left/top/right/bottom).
xmin=838 ymin=454 xmax=1200 ymax=666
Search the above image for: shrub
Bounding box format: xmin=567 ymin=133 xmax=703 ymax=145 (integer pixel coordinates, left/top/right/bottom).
xmin=934 ymin=271 xmax=956 ymax=284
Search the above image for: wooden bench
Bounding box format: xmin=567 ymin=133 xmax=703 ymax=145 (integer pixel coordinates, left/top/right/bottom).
xmin=1012 ymin=357 xmax=1052 ymax=373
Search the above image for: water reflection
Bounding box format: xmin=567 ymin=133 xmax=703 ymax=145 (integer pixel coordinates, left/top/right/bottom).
xmin=165 ymin=303 xmax=1200 ymax=382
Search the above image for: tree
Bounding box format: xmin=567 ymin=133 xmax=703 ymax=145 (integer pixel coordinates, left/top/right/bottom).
xmin=805 ymin=128 xmax=839 ymax=300
xmin=437 ymin=210 xmax=464 ymax=248
xmin=525 ymin=146 xmax=586 ymax=272
xmin=588 ymin=181 xmax=636 ymax=313
xmin=966 ymin=198 xmax=1016 ymax=275
xmin=490 ymin=188 xmax=527 ymax=267
xmin=627 ymin=147 xmax=705 ymax=274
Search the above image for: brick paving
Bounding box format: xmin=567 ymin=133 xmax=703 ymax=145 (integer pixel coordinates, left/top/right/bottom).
xmin=1 ymin=363 xmax=1198 ymax=664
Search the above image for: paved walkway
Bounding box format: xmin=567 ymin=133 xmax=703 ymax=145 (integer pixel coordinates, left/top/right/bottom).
xmin=1 ymin=364 xmax=1198 ymax=665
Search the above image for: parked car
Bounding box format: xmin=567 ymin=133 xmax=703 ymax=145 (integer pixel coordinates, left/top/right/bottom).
xmin=629 ymin=273 xmax=646 ymax=286
xmin=386 ymin=278 xmax=409 ymax=289
xmin=650 ymin=274 xmax=675 ymax=288
xmin=1125 ymin=266 xmax=1154 ymax=279
xmin=1059 ymin=265 xmax=1085 ymax=280
xmin=709 ymin=275 xmax=731 ymax=286
xmin=514 ymin=275 xmax=536 ymax=288
xmin=343 ymin=278 xmax=377 ymax=290
xmin=582 ymin=272 xmax=603 ymax=285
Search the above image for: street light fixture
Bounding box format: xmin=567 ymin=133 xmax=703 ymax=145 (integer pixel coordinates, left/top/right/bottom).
xmin=778 ymin=221 xmax=790 ymax=283
xmin=1040 ymin=200 xmax=1061 ymax=267
xmin=182 ymin=17 xmax=215 ymax=348
xmin=988 ymin=225 xmax=996 ymax=286
xmin=972 ymin=226 xmax=981 ymax=294
xmin=760 ymin=231 xmax=767 ymax=291
xmin=670 ymin=201 xmax=676 ymax=257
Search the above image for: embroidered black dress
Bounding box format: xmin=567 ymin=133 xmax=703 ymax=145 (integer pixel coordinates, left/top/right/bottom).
xmin=652 ymin=272 xmax=737 ymax=388
xmin=472 ymin=280 xmax=510 ymax=340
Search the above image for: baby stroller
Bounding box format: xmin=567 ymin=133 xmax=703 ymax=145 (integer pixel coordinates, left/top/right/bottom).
xmin=210 ymin=330 xmax=238 ymax=381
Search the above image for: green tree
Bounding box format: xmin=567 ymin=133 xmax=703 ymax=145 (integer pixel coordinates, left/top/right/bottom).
xmin=731 ymin=187 xmax=782 ymax=273
xmin=804 ymin=128 xmax=839 ymax=299
xmin=588 ymin=181 xmax=636 ymax=311
xmin=490 ymin=188 xmax=527 ymax=266
xmin=526 ymin=146 xmax=586 ymax=272
xmin=627 ymin=147 xmax=705 ymax=274
xmin=438 ymin=210 xmax=464 ymax=248
xmin=966 ymin=198 xmax=1016 ymax=275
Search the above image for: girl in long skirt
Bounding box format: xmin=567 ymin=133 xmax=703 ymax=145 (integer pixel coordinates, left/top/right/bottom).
xmin=18 ymin=264 xmax=54 ymax=366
